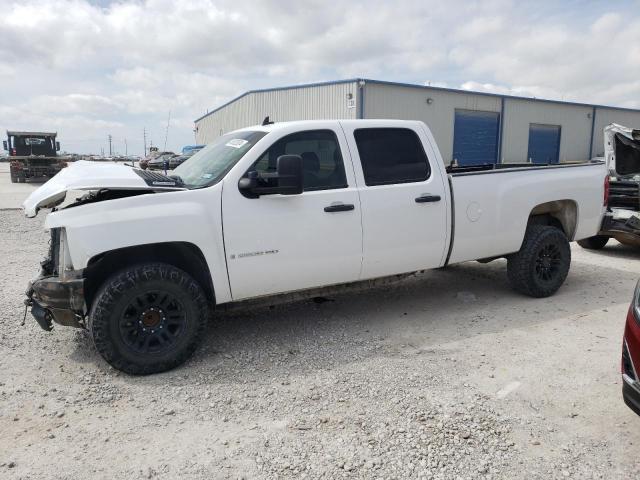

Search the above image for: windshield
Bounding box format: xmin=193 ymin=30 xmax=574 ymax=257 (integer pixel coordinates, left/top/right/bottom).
xmin=173 ymin=131 xmax=266 ymax=188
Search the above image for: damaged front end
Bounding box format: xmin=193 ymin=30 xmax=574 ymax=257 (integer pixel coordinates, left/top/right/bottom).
xmin=600 ymin=124 xmax=640 ymax=247
xmin=25 ymin=227 xmax=86 ymax=331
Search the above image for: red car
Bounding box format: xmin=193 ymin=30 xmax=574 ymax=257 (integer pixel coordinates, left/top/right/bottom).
xmin=622 ymin=280 xmax=640 ymax=415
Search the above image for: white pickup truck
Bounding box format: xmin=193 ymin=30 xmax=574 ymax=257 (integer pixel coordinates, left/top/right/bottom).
xmin=23 ymin=120 xmax=607 ymax=374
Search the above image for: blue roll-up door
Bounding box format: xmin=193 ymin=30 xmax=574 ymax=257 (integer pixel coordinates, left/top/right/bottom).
xmin=452 ymin=110 xmax=500 ymax=165
xmin=527 ymin=124 xmax=561 ymax=164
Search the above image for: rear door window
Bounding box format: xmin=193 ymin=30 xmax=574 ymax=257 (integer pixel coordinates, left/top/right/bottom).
xmin=353 ymin=128 xmax=430 ymax=186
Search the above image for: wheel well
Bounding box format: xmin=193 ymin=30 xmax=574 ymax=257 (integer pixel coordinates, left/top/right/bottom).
xmin=83 ymin=242 xmax=215 ymax=311
xmin=528 ymin=200 xmax=578 ymax=240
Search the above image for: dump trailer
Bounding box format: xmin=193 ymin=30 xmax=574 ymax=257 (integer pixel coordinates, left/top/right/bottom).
xmin=3 ymin=131 xmax=67 ymax=183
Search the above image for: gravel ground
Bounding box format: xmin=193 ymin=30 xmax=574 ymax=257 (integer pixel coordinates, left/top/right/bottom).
xmin=1 ymin=209 xmax=640 ymax=479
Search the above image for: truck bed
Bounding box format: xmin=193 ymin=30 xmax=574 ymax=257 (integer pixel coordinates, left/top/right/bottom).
xmin=446 ymin=161 xmax=607 ymax=264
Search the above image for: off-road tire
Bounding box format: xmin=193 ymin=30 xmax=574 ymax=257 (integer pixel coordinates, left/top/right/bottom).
xmin=88 ymin=263 xmax=209 ymax=375
xmin=507 ymin=225 xmax=571 ymax=298
xmin=577 ymin=235 xmax=609 ymax=250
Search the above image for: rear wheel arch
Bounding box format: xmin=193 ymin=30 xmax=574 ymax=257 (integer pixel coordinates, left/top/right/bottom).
xmin=84 ymin=242 xmax=215 ymax=311
xmin=527 ymin=199 xmax=578 ymax=240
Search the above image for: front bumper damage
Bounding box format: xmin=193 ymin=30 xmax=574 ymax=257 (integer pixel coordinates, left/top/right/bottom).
xmin=24 ymin=227 xmax=86 ymax=330
xmin=25 ymin=272 xmax=85 ymax=330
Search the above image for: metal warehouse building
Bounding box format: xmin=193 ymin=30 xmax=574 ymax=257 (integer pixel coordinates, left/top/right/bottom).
xmin=194 ymin=78 xmax=640 ymax=165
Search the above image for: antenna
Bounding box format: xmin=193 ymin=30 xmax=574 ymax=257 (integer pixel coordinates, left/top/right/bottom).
xmin=262 ymin=116 xmax=274 ymax=126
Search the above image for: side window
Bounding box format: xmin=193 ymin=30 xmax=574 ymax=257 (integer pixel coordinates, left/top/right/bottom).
xmin=250 ymin=130 xmax=348 ymax=191
xmin=354 ymin=128 xmax=431 ymax=186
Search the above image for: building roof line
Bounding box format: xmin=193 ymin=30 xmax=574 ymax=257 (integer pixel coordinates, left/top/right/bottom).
xmin=194 ymin=78 xmax=361 ymax=122
xmin=194 ymin=77 xmax=640 ymax=123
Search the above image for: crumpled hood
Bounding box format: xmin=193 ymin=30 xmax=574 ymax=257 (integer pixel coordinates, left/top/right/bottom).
xmin=23 ymin=160 xmax=182 ymax=217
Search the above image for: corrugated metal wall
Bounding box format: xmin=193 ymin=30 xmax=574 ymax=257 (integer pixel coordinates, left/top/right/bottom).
xmin=363 ymin=83 xmax=502 ymax=164
xmin=195 ymin=82 xmax=359 ymax=144
xmin=591 ymin=108 xmax=640 ymax=157
xmin=501 ymin=98 xmax=592 ymax=162
xmin=195 ymin=79 xmax=640 ymax=163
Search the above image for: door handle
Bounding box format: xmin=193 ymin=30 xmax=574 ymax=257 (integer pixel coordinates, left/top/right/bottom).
xmin=415 ymin=194 xmax=441 ymax=203
xmin=324 ymin=203 xmax=355 ymax=213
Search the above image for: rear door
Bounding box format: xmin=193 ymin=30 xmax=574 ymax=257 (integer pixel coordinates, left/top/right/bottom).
xmin=341 ymin=122 xmax=449 ymax=279
xmin=222 ymin=127 xmax=363 ymax=300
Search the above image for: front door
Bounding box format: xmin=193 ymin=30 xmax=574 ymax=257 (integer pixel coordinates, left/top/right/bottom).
xmin=341 ymin=122 xmax=450 ymax=279
xmin=222 ymin=128 xmax=363 ymax=300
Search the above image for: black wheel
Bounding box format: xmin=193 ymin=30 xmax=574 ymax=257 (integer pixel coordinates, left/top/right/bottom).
xmin=577 ymin=235 xmax=609 ymax=250
xmin=507 ymin=225 xmax=571 ymax=298
xmin=89 ymin=263 xmax=210 ymax=375
xmin=10 ymin=174 xmax=17 ymax=183
xmin=17 ymin=175 xmax=26 ymax=183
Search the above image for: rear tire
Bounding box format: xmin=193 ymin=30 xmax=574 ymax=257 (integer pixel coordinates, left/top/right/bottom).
xmin=577 ymin=235 xmax=609 ymax=250
xmin=10 ymin=174 xmax=17 ymax=183
xmin=507 ymin=225 xmax=571 ymax=298
xmin=88 ymin=263 xmax=210 ymax=375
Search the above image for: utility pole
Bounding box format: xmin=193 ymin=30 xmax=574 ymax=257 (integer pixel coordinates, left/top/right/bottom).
xmin=143 ymin=127 xmax=147 ymax=157
xmin=108 ymin=134 xmax=112 ymax=156
xmin=163 ymin=111 xmax=171 ymax=151
xmin=124 ymin=138 xmax=128 ymax=156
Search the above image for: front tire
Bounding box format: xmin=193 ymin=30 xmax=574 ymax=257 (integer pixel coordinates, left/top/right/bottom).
xmin=507 ymin=225 xmax=571 ymax=298
xmin=88 ymin=263 xmax=209 ymax=375
xmin=577 ymin=235 xmax=609 ymax=250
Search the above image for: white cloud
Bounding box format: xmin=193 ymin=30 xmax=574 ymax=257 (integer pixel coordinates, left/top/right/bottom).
xmin=0 ymin=0 xmax=639 ymax=153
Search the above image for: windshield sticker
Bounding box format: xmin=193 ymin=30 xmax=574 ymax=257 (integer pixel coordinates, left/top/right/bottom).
xmin=225 ymin=138 xmax=249 ymax=149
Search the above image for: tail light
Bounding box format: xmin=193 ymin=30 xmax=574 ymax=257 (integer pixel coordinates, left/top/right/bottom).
xmin=623 ymin=340 xmax=636 ymax=380
xmin=633 ymin=281 xmax=640 ymax=326
xmin=603 ymin=176 xmax=610 ymax=206
xmin=10 ymin=148 xmax=16 ymax=156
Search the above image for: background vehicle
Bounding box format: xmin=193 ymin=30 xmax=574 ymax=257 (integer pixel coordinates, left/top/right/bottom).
xmin=578 ymin=124 xmax=640 ymax=250
xmin=147 ymin=152 xmax=177 ymax=171
xmin=182 ymin=144 xmax=205 ymax=155
xmin=3 ymin=131 xmax=67 ymax=182
xmin=622 ymin=281 xmax=640 ymax=416
xmin=22 ymin=120 xmax=607 ymax=374
xmin=139 ymin=150 xmax=173 ymax=170
xmin=169 ymin=147 xmax=204 ymax=169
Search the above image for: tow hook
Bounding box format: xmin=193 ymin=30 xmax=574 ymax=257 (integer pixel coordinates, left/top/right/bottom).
xmin=23 ymin=296 xmax=53 ymax=332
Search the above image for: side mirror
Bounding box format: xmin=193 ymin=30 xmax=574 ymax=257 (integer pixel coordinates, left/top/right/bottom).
xmin=56 ymin=141 xmax=60 ymax=151
xmin=239 ymin=154 xmax=303 ymax=197
xmin=2 ymin=140 xmax=7 ymax=151
xmin=275 ymin=154 xmax=303 ymax=195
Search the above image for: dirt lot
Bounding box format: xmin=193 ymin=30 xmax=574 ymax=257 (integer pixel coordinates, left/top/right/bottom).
xmin=1 ymin=205 xmax=640 ymax=478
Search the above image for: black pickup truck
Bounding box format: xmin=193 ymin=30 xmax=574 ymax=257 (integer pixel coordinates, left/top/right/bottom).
xmin=3 ymin=131 xmax=67 ymax=183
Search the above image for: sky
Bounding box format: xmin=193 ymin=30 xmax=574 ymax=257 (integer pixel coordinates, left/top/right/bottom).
xmin=1 ymin=0 xmax=639 ymax=155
